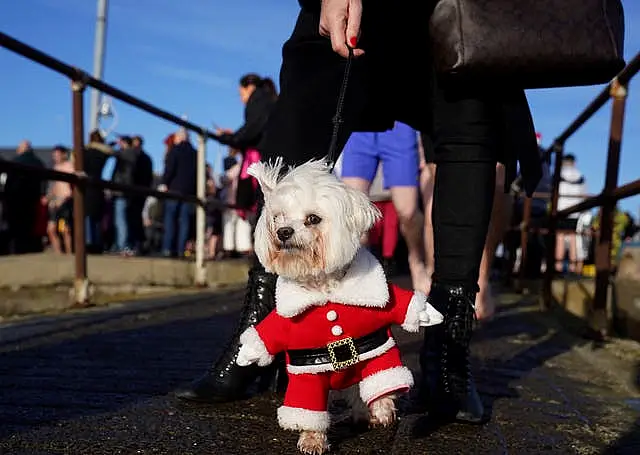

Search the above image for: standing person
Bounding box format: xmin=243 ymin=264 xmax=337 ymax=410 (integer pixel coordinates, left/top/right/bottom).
xmin=555 ymin=154 xmax=587 ymax=273
xmin=110 ymin=135 xmax=139 ymax=255
xmin=3 ymin=140 xmax=46 ymax=254
xmin=131 ymin=135 xmax=154 ymax=255
xmin=84 ymin=130 xmax=114 ymax=254
xmin=178 ymin=0 xmax=541 ymax=429
xmin=160 ymin=129 xmax=197 ymax=257
xmin=216 ymin=74 xmax=278 ymax=228
xmin=45 ymin=145 xmax=74 ymax=254
xmin=340 ymin=122 xmax=428 ymax=292
xmin=175 ymin=74 xmax=279 ymax=402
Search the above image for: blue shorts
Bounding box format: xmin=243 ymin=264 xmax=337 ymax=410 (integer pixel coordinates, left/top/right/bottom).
xmin=340 ymin=121 xmax=419 ymax=188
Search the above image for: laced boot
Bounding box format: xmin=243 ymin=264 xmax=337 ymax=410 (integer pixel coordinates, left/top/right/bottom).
xmin=175 ymin=265 xmax=286 ymax=403
xmin=420 ymin=283 xmax=486 ymax=424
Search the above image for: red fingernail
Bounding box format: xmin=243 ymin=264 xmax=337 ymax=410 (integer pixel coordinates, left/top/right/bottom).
xmin=349 ymin=36 xmax=357 ymax=47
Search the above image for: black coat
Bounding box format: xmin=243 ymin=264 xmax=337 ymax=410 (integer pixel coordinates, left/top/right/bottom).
xmin=216 ymin=86 xmax=276 ymax=152
xmin=264 ymin=2 xmax=541 ymax=195
xmin=84 ymin=141 xmax=113 ymax=219
xmin=3 ymin=150 xmax=46 ymax=223
xmin=162 ymin=141 xmax=198 ymax=196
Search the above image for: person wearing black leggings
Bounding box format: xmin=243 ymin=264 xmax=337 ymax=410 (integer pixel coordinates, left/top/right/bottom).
xmin=177 ymin=0 xmax=541 ymax=425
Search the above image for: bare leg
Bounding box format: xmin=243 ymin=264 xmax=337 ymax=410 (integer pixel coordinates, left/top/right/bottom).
xmin=341 ymin=177 xmax=372 ymax=244
xmin=475 ymin=163 xmax=512 ymax=321
xmin=555 ymin=232 xmax=566 ymax=272
xmin=421 ymin=163 xmax=436 ymax=294
xmin=390 ymin=186 xmax=428 ymax=293
xmin=567 ymin=233 xmax=577 ymax=273
xmin=47 ymin=221 xmax=61 ymax=253
xmin=62 ymin=228 xmax=73 ymax=254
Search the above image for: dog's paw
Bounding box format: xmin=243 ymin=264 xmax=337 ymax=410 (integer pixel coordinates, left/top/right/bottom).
xmin=368 ymin=396 xmax=397 ymax=428
xmin=297 ymin=431 xmax=329 ymax=455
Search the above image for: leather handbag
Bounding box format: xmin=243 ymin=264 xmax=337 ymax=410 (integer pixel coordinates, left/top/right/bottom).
xmin=429 ymin=0 xmax=626 ymax=89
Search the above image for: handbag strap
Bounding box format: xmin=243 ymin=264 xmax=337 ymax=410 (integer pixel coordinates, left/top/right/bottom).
xmin=326 ymin=46 xmax=354 ymax=173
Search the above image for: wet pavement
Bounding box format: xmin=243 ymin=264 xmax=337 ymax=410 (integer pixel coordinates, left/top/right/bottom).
xmin=0 ymin=282 xmax=638 ymax=455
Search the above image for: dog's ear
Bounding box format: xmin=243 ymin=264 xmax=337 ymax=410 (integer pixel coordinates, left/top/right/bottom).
xmin=346 ymin=187 xmax=382 ymax=234
xmin=247 ymin=157 xmax=285 ymax=196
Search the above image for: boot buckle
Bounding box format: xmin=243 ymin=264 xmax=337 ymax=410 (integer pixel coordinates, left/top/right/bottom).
xmin=327 ymin=337 xmax=358 ymax=370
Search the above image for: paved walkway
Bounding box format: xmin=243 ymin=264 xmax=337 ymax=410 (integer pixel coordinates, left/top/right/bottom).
xmin=0 ymin=281 xmax=639 ymax=454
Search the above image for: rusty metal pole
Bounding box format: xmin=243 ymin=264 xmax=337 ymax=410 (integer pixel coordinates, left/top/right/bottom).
xmin=592 ymin=79 xmax=628 ymax=337
xmin=71 ymin=80 xmax=90 ymax=305
xmin=517 ymin=196 xmax=532 ymax=292
xmin=542 ymin=142 xmax=564 ymax=310
xmin=194 ymin=132 xmax=207 ymax=286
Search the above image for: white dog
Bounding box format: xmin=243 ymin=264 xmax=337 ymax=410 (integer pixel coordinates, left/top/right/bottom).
xmin=236 ymin=158 xmax=442 ymax=455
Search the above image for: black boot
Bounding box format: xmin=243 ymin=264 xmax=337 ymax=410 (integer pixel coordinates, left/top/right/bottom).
xmin=175 ymin=265 xmax=287 ymax=403
xmin=420 ymin=283 xmax=486 ymax=424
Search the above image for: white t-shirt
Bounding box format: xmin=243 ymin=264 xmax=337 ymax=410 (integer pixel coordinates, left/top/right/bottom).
xmin=557 ymin=165 xmax=587 ymax=218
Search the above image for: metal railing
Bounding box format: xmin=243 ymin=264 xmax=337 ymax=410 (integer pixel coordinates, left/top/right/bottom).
xmin=0 ymin=31 xmax=227 ymax=302
xmin=512 ymin=52 xmax=640 ymax=337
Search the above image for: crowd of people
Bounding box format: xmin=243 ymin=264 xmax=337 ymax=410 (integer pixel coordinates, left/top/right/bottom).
xmin=0 ymin=74 xmax=279 ymax=261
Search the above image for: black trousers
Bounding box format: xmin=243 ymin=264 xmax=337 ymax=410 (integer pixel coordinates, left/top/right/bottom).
xmin=258 ymin=5 xmax=538 ymax=290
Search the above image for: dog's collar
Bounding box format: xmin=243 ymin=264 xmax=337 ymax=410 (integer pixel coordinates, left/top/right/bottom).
xmin=275 ymin=248 xmax=390 ymax=318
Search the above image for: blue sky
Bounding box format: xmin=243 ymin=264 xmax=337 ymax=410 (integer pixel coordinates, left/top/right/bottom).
xmin=1 ymin=0 xmax=638 ymax=214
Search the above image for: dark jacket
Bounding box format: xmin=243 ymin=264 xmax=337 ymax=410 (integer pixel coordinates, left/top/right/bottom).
xmin=162 ymin=141 xmax=197 ymax=196
xmin=267 ymin=3 xmax=541 ymax=195
xmin=216 ymin=86 xmax=276 ymax=152
xmin=84 ymin=141 xmax=113 ymax=219
xmin=3 ymin=149 xmax=46 ymax=218
xmin=110 ymin=146 xmax=141 ymax=196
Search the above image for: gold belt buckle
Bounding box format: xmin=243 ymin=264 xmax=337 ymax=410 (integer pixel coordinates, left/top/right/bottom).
xmin=326 ymin=337 xmax=359 ymax=370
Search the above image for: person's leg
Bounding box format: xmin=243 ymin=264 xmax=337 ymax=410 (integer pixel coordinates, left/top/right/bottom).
xmin=47 ymin=216 xmax=61 ymax=253
xmin=380 ymin=122 xmax=427 ymax=292
xmin=161 ymin=200 xmax=177 ymax=256
xmin=475 ymin=163 xmax=512 ymax=320
xmin=420 ymin=80 xmax=538 ymax=425
xmin=567 ymin=232 xmax=578 ymax=273
xmin=235 ymin=215 xmax=253 ymax=254
xmin=421 ymin=162 xmax=436 ymax=293
xmin=177 ymin=202 xmax=193 ymax=256
xmin=380 ymin=201 xmax=399 ymax=260
xmin=114 ymin=198 xmax=129 ymax=252
xmin=555 ymin=231 xmax=567 ymax=272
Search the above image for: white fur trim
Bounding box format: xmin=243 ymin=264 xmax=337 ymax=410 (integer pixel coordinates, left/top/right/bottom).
xmin=276 ymin=248 xmax=390 ymax=318
xmin=286 ymin=337 xmax=396 ymax=375
xmin=402 ymin=291 xmax=427 ymax=332
xmin=277 ymin=406 xmax=330 ymax=432
xmin=238 ymin=327 xmax=274 ymax=367
xmin=359 ymin=366 xmax=414 ymax=405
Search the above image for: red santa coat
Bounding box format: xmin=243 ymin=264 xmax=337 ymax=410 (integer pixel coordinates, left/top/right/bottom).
xmin=238 ymin=249 xmax=436 ymax=432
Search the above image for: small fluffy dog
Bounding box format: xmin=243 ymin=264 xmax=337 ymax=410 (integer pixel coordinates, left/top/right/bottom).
xmin=237 ymin=159 xmax=442 ymax=455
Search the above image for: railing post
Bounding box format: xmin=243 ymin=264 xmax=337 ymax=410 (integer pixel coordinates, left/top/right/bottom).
xmin=517 ymin=196 xmax=532 ymax=292
xmin=71 ymin=79 xmax=90 ymax=305
xmin=542 ymin=142 xmax=564 ymax=310
xmin=592 ymin=78 xmax=628 ymax=337
xmin=194 ymin=132 xmax=207 ymax=286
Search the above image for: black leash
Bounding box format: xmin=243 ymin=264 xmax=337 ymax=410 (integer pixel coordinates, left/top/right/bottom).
xmin=326 ymin=46 xmax=355 ymax=173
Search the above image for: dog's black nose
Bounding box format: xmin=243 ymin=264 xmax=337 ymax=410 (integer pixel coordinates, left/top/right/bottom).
xmin=276 ymin=227 xmax=294 ymax=242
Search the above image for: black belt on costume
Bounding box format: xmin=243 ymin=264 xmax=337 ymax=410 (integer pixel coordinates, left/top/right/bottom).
xmin=287 ymin=327 xmax=390 ymax=370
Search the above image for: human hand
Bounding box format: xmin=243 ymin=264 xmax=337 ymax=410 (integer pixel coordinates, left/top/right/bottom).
xmin=320 ymin=0 xmax=365 ymax=59
xmin=215 ymin=128 xmax=233 ymax=136
xmin=157 ymin=184 xmax=168 ymax=193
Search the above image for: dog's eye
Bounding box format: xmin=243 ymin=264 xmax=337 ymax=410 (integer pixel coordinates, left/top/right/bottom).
xmin=305 ymin=214 xmax=322 ymax=226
